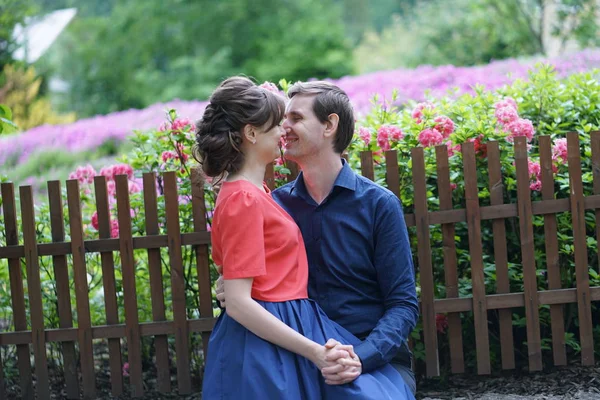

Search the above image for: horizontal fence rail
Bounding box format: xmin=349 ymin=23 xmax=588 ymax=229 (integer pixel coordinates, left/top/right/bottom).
xmin=0 ymin=132 xmax=598 ymax=398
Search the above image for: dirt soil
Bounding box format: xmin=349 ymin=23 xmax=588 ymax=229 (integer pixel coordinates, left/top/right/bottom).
xmin=418 ymin=364 xmax=600 ymax=400
xmin=3 ymin=362 xmax=600 ymax=399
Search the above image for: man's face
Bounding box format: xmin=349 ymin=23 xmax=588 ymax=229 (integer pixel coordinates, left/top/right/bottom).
xmin=282 ymin=94 xmax=326 ymax=163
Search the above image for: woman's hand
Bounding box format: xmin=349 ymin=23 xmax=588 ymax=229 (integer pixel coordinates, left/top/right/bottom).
xmin=320 ymin=339 xmax=362 ymax=385
xmin=309 ymin=342 xmax=360 ymax=369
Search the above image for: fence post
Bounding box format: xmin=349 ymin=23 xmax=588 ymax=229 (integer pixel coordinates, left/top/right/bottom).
xmin=47 ymin=181 xmax=80 ymax=398
xmin=566 ymin=131 xmax=595 ymax=366
xmin=0 ymin=183 xmax=34 ymax=399
xmin=94 ymin=175 xmax=124 ymax=396
xmin=66 ymin=179 xmax=97 ymax=399
xmin=115 ymin=175 xmax=144 ymax=397
xmin=142 ymin=173 xmax=172 ymax=393
xmin=514 ymin=137 xmax=543 ymax=372
xmin=191 ymin=169 xmax=214 ymax=361
xmin=462 ymin=142 xmax=491 ymax=375
xmin=411 ymin=147 xmax=439 ymax=377
xmin=487 ymin=141 xmax=516 ymax=370
xmin=20 ymin=186 xmax=51 ymax=399
xmin=538 ymin=136 xmax=567 ymax=366
xmin=164 ymin=172 xmax=192 ymax=393
xmin=435 ymin=145 xmax=464 ymax=374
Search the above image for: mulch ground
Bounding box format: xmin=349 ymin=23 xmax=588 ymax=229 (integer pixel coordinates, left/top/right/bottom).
xmin=417 ymin=364 xmax=600 ymax=400
xmin=4 ymin=361 xmax=600 ymax=399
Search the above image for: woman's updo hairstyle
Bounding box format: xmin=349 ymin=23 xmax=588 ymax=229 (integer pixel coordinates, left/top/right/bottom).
xmin=193 ymin=76 xmax=285 ymax=179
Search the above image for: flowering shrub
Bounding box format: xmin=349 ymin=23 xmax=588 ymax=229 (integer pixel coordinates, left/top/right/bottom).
xmin=346 ymin=63 xmax=600 ymax=370
xmin=2 ymin=49 xmax=600 ymax=172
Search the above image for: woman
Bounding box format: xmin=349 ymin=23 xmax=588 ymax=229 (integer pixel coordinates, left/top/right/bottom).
xmin=194 ymin=76 xmax=414 ymax=399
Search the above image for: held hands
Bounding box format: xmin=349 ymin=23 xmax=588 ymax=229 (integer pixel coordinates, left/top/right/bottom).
xmin=218 ymin=272 xmax=361 ymax=385
xmin=317 ymin=339 xmax=362 ymax=385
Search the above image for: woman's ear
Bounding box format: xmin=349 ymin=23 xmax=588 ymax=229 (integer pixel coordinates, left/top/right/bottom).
xmin=243 ymin=124 xmax=257 ymax=144
xmin=324 ymin=113 xmax=339 ymax=139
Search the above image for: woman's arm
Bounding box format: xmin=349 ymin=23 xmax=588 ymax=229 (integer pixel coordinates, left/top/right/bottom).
xmin=224 ymin=278 xmax=360 ymax=371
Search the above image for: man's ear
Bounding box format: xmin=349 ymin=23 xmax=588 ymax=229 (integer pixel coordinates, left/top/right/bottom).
xmin=324 ymin=113 xmax=339 ymax=139
xmin=243 ymin=124 xmax=257 ymax=144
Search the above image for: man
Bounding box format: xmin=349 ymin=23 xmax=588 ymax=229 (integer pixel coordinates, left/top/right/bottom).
xmin=218 ymin=81 xmax=418 ymax=394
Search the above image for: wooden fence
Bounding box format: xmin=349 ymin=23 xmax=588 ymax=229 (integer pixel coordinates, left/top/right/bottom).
xmin=0 ymin=131 xmax=599 ymax=398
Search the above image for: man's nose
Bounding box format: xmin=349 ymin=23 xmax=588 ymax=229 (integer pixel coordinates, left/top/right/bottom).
xmin=282 ymin=118 xmax=291 ymax=130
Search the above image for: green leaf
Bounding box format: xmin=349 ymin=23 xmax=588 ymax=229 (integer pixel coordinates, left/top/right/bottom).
xmin=0 ymin=104 xmax=12 ymax=120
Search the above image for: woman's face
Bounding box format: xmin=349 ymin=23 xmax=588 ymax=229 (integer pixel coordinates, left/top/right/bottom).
xmin=254 ymin=119 xmax=285 ymax=162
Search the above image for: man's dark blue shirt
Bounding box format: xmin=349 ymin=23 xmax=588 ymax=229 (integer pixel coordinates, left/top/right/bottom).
xmin=272 ymin=159 xmax=419 ymax=372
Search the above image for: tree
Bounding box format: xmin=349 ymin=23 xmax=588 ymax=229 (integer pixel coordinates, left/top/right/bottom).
xmin=49 ymin=0 xmax=353 ymax=117
xmin=353 ymin=0 xmax=599 ymax=72
xmin=0 ymin=0 xmax=37 ymax=71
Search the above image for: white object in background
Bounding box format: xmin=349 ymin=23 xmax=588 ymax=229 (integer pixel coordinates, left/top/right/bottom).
xmin=12 ymin=8 xmax=78 ymax=63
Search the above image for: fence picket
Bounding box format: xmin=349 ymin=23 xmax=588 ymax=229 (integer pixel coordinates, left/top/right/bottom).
xmin=20 ymin=186 xmax=51 ymax=399
xmin=115 ymin=175 xmax=144 ymax=397
xmin=487 ymin=142 xmax=515 ymax=370
xmin=66 ymin=179 xmax=97 ymax=399
xmin=191 ymin=169 xmax=214 ymax=360
xmin=47 ymin=181 xmax=80 ymax=398
xmin=435 ymin=145 xmax=464 ymax=374
xmin=566 ymin=132 xmax=594 ymax=366
xmin=411 ymin=147 xmax=439 ymax=376
xmin=0 ymin=182 xmax=34 ymax=399
xmin=539 ymin=136 xmax=567 ymax=366
xmin=514 ymin=137 xmax=543 ymax=372
xmin=360 ymin=151 xmax=375 ymax=181
xmin=164 ymin=172 xmax=192 ymax=393
xmin=93 ymin=175 xmax=124 ymax=396
xmin=462 ymin=142 xmax=491 ymax=375
xmin=142 ymin=173 xmax=172 ymax=393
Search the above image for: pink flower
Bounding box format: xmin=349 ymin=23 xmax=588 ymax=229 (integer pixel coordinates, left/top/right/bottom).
xmin=495 ymin=97 xmax=518 ymax=111
xmin=506 ymin=118 xmax=535 ymax=142
xmin=106 ymin=180 xmax=116 ymax=197
xmin=171 ymin=118 xmax=193 ymax=132
xmin=162 ymin=151 xmax=177 ymax=163
xmin=552 ymin=138 xmax=568 ymax=163
xmin=530 ymin=180 xmax=542 ymax=192
xmin=128 ymin=181 xmax=141 ymax=194
xmin=446 ymin=141 xmax=461 ymax=157
xmin=259 ymin=81 xmax=280 ymax=93
xmin=376 ymin=128 xmax=391 ymax=151
xmin=472 ymin=135 xmax=488 ymax=158
xmin=100 ymin=164 xmax=134 ymax=181
xmin=158 ymin=121 xmax=170 ymax=132
xmin=450 ymin=183 xmax=457 ymax=191
xmin=418 ymin=128 xmax=443 ymax=147
xmin=110 ymin=219 xmax=120 ymax=238
xmin=436 ymin=314 xmax=449 ymax=334
xmin=68 ymin=165 xmax=97 ymax=185
xmin=528 ymin=160 xmax=541 ymax=177
xmin=377 ymin=125 xmax=404 ymax=144
xmin=495 ymin=106 xmax=519 ymax=125
xmin=122 ymin=362 xmax=130 ymax=377
xmin=91 ymin=211 xmax=99 ymax=230
xmin=411 ymin=102 xmax=435 ymax=123
xmin=357 ymin=127 xmax=372 ymax=146
xmin=433 ymin=116 xmax=455 ymax=138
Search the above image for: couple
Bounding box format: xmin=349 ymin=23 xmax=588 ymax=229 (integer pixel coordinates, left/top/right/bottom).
xmin=193 ymin=76 xmax=419 ymax=399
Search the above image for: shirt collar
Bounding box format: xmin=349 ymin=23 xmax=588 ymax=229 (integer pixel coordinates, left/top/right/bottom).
xmin=290 ymin=158 xmax=357 ymax=196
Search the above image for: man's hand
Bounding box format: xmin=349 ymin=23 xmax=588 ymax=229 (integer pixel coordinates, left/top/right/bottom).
xmin=215 ymin=274 xmax=226 ymax=308
xmin=321 ymin=339 xmax=362 ymax=385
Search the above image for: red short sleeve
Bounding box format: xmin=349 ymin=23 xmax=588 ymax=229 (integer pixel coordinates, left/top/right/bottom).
xmin=215 ymin=190 xmax=267 ymax=280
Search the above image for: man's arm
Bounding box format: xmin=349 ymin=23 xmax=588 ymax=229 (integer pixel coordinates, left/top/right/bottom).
xmin=353 ymin=194 xmax=419 ymax=373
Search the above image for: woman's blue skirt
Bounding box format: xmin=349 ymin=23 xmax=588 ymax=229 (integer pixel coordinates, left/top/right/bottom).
xmin=202 ymin=298 xmax=415 ymax=399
